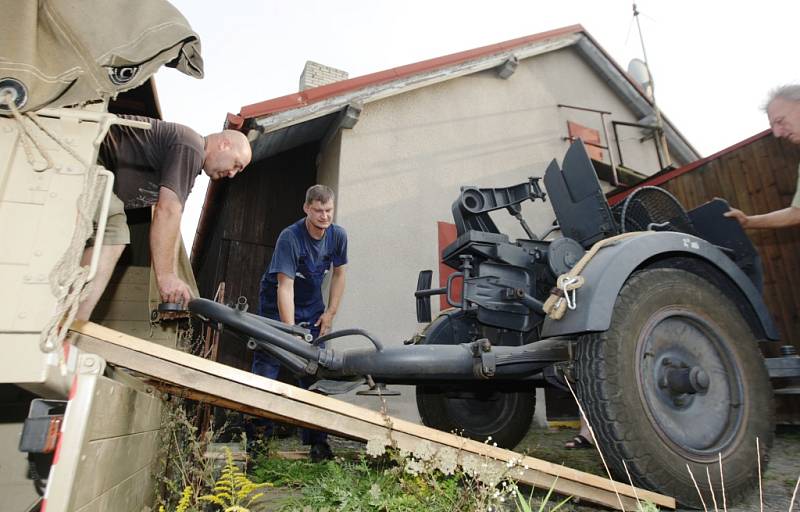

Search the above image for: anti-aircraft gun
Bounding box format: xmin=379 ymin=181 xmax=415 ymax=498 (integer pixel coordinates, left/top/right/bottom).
xmin=191 ymin=140 xmax=798 ymax=507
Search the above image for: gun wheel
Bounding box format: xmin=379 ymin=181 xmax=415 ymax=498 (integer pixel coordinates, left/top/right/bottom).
xmin=415 ymin=311 xmax=536 ymax=448
xmin=416 ymin=383 xmax=535 ymax=448
xmin=575 ymin=268 xmax=774 ymax=507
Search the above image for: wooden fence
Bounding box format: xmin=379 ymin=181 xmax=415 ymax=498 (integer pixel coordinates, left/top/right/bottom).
xmin=611 ymin=131 xmax=800 ymax=353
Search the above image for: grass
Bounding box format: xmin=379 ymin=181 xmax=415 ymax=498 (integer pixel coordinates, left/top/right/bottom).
xmin=249 ymin=450 xmax=518 ymax=511
xmin=515 ymin=428 xmax=606 ymax=477
xmin=249 ymin=456 xmax=332 ymax=488
xmin=155 ymin=401 xmax=800 ymax=512
xmin=244 ymin=428 xmax=672 ymax=511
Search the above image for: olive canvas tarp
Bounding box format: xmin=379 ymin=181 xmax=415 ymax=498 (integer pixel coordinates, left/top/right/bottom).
xmin=0 ymin=0 xmax=203 ymax=113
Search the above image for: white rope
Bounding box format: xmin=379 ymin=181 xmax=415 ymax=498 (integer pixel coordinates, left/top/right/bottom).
xmin=542 ymin=232 xmax=655 ymax=321
xmin=27 ymin=110 xmax=91 ymax=169
xmin=39 ymin=163 xmax=101 ymax=353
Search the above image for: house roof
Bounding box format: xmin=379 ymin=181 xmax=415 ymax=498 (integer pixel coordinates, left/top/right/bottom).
xmin=231 ymin=25 xmax=585 ymax=125
xmin=192 ymin=25 xmax=702 ymax=265
xmin=226 ymin=24 xmax=699 ymax=164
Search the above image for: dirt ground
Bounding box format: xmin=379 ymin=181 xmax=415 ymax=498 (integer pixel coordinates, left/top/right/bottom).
xmin=514 ymin=426 xmax=800 ymax=511
xmin=258 ymin=425 xmax=800 ymax=511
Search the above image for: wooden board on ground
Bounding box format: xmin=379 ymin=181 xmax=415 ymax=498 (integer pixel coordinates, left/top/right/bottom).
xmin=70 ymin=321 xmax=675 ymax=510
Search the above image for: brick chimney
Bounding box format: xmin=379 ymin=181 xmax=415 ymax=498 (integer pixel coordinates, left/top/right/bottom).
xmin=299 ymin=61 xmax=349 ymax=91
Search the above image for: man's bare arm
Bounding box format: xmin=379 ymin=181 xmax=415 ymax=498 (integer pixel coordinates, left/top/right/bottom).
xmin=151 ymin=186 xmax=192 ymax=305
xmin=276 ymin=273 xmax=295 ymax=325
xmin=316 ymin=264 xmax=346 ymax=336
xmin=725 ymin=206 xmax=800 ymax=229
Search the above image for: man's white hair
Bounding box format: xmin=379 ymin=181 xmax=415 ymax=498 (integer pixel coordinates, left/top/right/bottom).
xmin=764 ymin=84 xmax=800 ymax=111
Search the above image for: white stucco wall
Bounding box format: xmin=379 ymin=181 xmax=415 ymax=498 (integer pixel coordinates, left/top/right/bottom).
xmin=321 ymin=46 xmax=688 ymax=420
xmin=317 ymin=130 xmax=342 ymax=191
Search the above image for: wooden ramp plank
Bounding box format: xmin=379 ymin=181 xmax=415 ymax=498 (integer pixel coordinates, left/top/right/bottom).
xmin=70 ymin=321 xmax=675 ymax=510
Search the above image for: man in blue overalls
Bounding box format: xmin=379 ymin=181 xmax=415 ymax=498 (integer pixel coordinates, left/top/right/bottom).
xmin=253 ymin=184 xmax=348 ymax=461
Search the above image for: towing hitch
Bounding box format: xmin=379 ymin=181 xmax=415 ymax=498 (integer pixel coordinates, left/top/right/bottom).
xmin=189 ymin=298 xmax=571 ymax=385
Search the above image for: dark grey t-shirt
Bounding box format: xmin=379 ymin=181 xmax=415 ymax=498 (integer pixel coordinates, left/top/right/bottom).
xmin=99 ymin=115 xmax=204 ymax=209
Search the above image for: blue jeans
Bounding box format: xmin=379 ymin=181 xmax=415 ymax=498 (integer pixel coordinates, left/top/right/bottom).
xmin=249 ymin=327 xmax=327 ymax=446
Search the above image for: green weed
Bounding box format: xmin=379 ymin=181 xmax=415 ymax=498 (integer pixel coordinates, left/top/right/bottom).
xmin=198 ymin=447 xmax=268 ymax=511
xmin=251 ymin=449 xmax=518 ymax=511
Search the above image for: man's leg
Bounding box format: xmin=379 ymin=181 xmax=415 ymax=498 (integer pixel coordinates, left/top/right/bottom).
xmin=299 ymin=370 xmax=328 ymax=445
xmin=564 ymin=417 xmax=594 ymax=450
xmin=76 ymin=193 xmax=129 ymax=322
xmin=75 ymin=244 xmax=125 ymax=321
xmin=303 ymin=380 xmax=333 ymax=459
xmin=248 ymin=351 xmax=282 ymax=441
xmin=297 ymin=326 xmax=332 ymax=460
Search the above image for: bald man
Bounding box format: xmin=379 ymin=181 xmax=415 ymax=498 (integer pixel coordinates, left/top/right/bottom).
xmin=725 ymin=84 xmax=800 ymax=229
xmin=77 ymin=116 xmax=252 ymax=320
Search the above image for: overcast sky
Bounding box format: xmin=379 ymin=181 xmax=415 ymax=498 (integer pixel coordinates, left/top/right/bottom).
xmin=154 ymin=0 xmax=800 ymax=248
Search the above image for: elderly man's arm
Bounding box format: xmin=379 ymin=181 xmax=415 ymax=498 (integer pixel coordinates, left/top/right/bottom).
xmin=151 ymin=186 xmax=193 ymax=306
xmin=316 ymin=264 xmax=346 ymax=336
xmin=725 ymin=206 xmax=800 ymax=229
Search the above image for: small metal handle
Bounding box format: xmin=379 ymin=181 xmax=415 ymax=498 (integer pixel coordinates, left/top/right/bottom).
xmin=86 ymin=169 xmax=114 ymax=281
xmin=445 ymin=272 xmax=464 ymax=308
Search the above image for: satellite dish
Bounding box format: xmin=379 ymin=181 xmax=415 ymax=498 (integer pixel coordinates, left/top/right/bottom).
xmin=627 ymin=58 xmax=653 ymax=99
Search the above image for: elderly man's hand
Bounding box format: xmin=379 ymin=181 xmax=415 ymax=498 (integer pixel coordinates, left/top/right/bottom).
xmin=723 ymin=207 xmax=749 ymax=227
xmin=315 ymin=310 xmax=335 ymax=337
xmin=157 ymin=273 xmax=193 ymax=307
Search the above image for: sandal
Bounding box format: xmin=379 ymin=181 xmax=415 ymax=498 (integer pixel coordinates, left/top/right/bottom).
xmin=564 ymin=434 xmax=593 ymax=450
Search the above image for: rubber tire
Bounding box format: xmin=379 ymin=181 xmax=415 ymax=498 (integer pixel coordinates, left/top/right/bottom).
xmin=416 ymin=382 xmax=536 ymax=448
xmin=575 ymin=268 xmax=774 ymax=508
xmin=415 ymin=313 xmax=536 ymax=448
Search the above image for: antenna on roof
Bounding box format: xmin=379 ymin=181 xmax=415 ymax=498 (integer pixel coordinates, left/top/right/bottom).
xmin=631 ymin=3 xmax=672 ymax=168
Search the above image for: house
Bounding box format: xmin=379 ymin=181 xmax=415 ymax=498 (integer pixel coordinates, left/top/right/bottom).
xmin=191 ymin=25 xmax=701 ymax=419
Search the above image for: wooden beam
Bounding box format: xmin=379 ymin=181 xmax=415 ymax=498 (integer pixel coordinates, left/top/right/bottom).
xmin=70 ymin=321 xmax=675 ymax=510
xmin=151 ymin=381 xmax=331 ymax=433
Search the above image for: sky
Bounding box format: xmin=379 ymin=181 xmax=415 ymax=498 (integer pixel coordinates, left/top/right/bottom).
xmin=153 ymin=0 xmax=800 ymax=249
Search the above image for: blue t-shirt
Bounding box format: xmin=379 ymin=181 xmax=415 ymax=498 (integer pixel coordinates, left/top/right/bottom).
xmin=259 ymin=218 xmax=348 ymax=323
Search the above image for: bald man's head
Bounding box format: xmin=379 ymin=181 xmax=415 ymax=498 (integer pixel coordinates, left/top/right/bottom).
xmin=202 ymin=129 xmax=253 ymax=180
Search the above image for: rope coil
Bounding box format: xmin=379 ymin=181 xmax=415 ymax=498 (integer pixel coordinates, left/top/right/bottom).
xmin=543 ymin=232 xmax=650 ymax=320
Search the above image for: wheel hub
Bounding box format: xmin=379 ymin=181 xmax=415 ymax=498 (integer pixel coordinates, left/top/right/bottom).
xmin=656 ymin=358 xmax=710 ymax=405
xmin=637 ymin=309 xmax=743 ymax=455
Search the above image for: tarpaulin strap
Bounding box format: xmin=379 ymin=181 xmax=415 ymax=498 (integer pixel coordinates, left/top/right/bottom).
xmin=543 ymin=232 xmax=650 ymax=321
xmin=2 ymin=92 xmax=54 ymax=171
